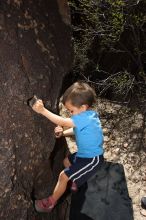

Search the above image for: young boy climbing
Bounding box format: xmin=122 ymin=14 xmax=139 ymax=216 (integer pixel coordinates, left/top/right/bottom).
xmin=31 ymin=82 xmax=104 ymax=212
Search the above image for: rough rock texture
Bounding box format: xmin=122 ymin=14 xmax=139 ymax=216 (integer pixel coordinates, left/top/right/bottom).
xmin=70 ymin=162 xmax=133 ymax=220
xmin=0 ymin=1 xmax=72 ymax=219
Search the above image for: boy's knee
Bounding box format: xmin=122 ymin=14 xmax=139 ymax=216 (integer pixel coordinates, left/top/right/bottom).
xmin=59 ymin=171 xmax=69 ymax=182
xmin=63 ymin=157 xmax=71 ymax=168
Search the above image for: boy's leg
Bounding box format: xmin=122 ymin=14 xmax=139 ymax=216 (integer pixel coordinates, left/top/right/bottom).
xmin=63 ymin=157 xmax=72 ymax=168
xmin=52 ymin=171 xmax=69 ymax=201
xmin=35 ymin=153 xmax=77 ymax=213
xmin=35 ymin=171 xmax=69 ymax=212
xmin=63 ymin=152 xmax=77 ymax=168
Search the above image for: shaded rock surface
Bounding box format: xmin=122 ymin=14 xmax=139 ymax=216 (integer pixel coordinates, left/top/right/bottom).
xmin=70 ymin=162 xmax=133 ymax=220
xmin=0 ymin=1 xmax=72 ymax=219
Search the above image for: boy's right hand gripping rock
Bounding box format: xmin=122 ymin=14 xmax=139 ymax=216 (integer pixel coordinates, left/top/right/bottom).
xmin=31 ymin=99 xmax=45 ymax=114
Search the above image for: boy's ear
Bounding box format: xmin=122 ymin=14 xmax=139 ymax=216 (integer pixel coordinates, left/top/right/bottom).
xmin=81 ymin=104 xmax=89 ymax=110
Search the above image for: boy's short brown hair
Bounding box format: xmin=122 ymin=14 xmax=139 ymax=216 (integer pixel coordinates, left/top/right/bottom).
xmin=62 ymin=82 xmax=96 ymax=107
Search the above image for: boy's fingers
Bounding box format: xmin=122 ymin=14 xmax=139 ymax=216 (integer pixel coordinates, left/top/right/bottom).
xmin=55 ymin=126 xmax=63 ymax=131
xmin=55 ymin=132 xmax=61 ymax=137
xmin=56 ymin=132 xmax=60 ymax=136
xmin=56 ymin=129 xmax=63 ymax=134
xmin=56 ymin=125 xmax=62 ymax=129
xmin=55 ymin=130 xmax=62 ymax=134
xmin=57 ymin=127 xmax=62 ymax=130
xmin=33 ymin=100 xmax=43 ymax=108
xmin=37 ymin=99 xmax=43 ymax=104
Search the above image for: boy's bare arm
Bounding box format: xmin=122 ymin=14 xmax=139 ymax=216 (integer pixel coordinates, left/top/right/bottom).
xmin=32 ymin=99 xmax=74 ymax=128
xmin=63 ymin=128 xmax=74 ymax=137
xmin=42 ymin=108 xmax=74 ymax=127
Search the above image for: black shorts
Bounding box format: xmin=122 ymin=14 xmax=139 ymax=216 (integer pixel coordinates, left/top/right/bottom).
xmin=64 ymin=153 xmax=104 ymax=187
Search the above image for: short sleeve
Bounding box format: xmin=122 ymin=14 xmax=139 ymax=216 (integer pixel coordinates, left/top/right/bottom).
xmin=71 ymin=114 xmax=89 ymax=130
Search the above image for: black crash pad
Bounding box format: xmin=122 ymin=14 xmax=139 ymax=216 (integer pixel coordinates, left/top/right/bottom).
xmin=69 ymin=161 xmax=134 ymax=220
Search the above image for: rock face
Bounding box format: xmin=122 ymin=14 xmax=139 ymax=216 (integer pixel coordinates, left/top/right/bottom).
xmin=70 ymin=162 xmax=134 ymax=220
xmin=0 ymin=1 xmax=72 ymax=219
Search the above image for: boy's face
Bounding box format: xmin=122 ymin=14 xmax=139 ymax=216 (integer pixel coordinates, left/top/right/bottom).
xmin=65 ymin=101 xmax=88 ymax=115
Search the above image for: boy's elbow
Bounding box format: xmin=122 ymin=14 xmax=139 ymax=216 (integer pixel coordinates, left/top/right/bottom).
xmin=56 ymin=119 xmax=68 ymax=127
xmin=62 ymin=118 xmax=74 ymax=128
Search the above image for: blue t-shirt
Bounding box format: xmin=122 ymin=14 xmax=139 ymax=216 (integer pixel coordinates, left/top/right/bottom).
xmin=71 ymin=110 xmax=104 ymax=158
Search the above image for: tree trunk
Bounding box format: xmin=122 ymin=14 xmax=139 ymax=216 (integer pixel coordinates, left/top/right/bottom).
xmin=0 ymin=1 xmax=72 ymax=219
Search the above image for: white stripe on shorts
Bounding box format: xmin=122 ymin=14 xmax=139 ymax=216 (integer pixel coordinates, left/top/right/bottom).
xmin=73 ymin=156 xmax=99 ymax=182
xmin=69 ymin=157 xmax=95 ymax=180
